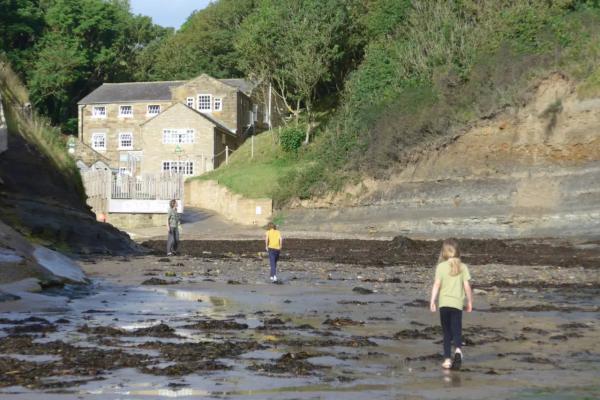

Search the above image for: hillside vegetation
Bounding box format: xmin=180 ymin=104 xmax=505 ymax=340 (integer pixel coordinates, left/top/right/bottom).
xmin=192 ymin=0 xmax=600 ymax=205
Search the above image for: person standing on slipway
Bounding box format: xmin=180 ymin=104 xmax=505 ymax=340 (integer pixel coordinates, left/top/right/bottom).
xmin=166 ymin=199 xmax=180 ymax=256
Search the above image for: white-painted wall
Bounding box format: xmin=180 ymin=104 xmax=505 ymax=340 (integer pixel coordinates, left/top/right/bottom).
xmin=108 ymin=199 xmax=183 ymax=214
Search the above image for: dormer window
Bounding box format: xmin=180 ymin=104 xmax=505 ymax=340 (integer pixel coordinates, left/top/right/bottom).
xmin=92 ymin=106 xmax=106 ymax=118
xmin=197 ymin=94 xmax=212 ymax=112
xmin=119 ymin=105 xmax=133 ymax=117
xmin=147 ymin=105 xmax=160 ymax=116
xmin=214 ymin=97 xmax=222 ymax=111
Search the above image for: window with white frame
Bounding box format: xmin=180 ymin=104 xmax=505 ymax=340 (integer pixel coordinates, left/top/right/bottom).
xmin=119 ymin=105 xmax=133 ymax=117
xmin=197 ymin=94 xmax=211 ymax=112
xmin=92 ymin=106 xmax=106 ymax=118
xmin=118 ymin=132 xmax=133 ymax=149
xmin=162 ymin=161 xmax=194 ymax=175
xmin=162 ymin=129 xmax=195 ymax=144
xmin=214 ymin=97 xmax=222 ymax=111
xmin=91 ymin=133 xmax=106 ymax=151
xmin=186 ymin=97 xmax=194 ymax=108
xmin=147 ymin=104 xmax=160 ymax=116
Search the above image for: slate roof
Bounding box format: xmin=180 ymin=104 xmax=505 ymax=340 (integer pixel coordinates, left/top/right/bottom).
xmin=196 ymin=111 xmax=236 ymax=134
xmin=78 ymin=81 xmax=186 ymax=105
xmin=79 ymin=78 xmax=257 ymax=105
xmin=219 ymin=78 xmax=256 ymax=95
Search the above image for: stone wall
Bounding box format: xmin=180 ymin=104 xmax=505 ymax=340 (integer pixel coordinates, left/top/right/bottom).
xmin=141 ymin=103 xmax=222 ymax=175
xmin=106 ymin=212 xmax=166 ymax=230
xmin=185 ymin=179 xmax=272 ymax=226
xmin=79 ymin=100 xmax=174 ymax=168
xmin=284 ymin=74 xmax=600 ymax=239
xmin=172 ymin=74 xmax=242 ymax=132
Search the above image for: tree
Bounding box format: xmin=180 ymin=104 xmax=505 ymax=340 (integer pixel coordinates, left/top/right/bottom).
xmin=147 ymin=0 xmax=256 ymax=80
xmin=0 ymin=0 xmax=45 ymax=72
xmin=236 ymin=0 xmax=351 ymax=143
xmin=24 ymin=0 xmax=166 ymax=130
xmin=28 ymin=34 xmax=87 ymax=124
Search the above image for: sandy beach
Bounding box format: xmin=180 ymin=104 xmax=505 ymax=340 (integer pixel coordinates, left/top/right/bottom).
xmin=0 ymin=238 xmax=598 ymax=399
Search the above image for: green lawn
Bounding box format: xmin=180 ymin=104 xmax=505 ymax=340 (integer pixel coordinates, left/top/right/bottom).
xmin=191 ymin=130 xmax=300 ymax=199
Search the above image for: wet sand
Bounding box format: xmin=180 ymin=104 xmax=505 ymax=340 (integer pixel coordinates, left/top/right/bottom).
xmin=0 ymin=238 xmax=599 ymax=399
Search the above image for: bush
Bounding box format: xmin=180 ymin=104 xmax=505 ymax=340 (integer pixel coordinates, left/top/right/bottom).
xmin=279 ymin=124 xmax=305 ymax=153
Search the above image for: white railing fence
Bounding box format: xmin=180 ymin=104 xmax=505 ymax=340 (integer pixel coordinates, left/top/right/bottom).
xmin=81 ymin=170 xmax=184 ymax=215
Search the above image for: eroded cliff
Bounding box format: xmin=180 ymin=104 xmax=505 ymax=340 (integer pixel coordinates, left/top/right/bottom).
xmin=286 ymin=74 xmax=600 ymax=239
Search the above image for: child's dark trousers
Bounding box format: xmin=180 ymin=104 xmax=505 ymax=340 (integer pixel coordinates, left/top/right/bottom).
xmin=167 ymin=227 xmax=179 ymax=254
xmin=268 ymin=248 xmax=280 ymax=277
xmin=440 ymin=306 xmax=462 ymax=358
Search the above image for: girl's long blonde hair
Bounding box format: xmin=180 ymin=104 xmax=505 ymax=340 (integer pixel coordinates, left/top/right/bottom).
xmin=438 ymin=239 xmax=462 ymax=276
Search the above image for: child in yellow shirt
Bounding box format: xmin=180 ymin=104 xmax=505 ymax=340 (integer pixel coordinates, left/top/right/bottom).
xmin=265 ymin=222 xmax=282 ymax=282
xmin=430 ymin=239 xmax=473 ymax=370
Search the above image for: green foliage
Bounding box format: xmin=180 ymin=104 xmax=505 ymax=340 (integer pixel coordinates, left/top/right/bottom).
xmin=279 ymin=125 xmax=305 ymax=153
xmin=361 ymin=0 xmax=411 ymax=39
xmin=146 ymin=0 xmax=255 ymax=80
xmin=235 ymin=0 xmax=361 ymax=141
xmin=577 ymin=66 xmax=600 ymax=98
xmin=192 ymin=130 xmax=300 ymax=199
xmin=0 ymin=0 xmax=44 ymax=72
xmin=277 ymin=0 xmax=600 ymax=203
xmin=1 ymin=0 xmax=168 ymax=131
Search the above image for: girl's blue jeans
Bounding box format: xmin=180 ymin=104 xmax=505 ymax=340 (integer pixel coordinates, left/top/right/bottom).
xmin=268 ymin=248 xmax=280 ymax=277
xmin=440 ymin=306 xmax=463 ymax=358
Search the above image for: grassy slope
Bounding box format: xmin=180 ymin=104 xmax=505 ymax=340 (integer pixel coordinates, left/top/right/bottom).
xmin=0 ymin=60 xmax=84 ymax=198
xmin=190 ymin=130 xmax=301 ymax=199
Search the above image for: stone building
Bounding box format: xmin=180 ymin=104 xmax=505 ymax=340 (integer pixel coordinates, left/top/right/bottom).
xmin=75 ymin=74 xmax=279 ymax=176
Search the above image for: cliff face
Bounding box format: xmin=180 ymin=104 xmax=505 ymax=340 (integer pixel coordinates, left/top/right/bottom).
xmin=286 ymin=74 xmax=600 ymax=239
xmin=0 ymin=74 xmax=138 ymax=257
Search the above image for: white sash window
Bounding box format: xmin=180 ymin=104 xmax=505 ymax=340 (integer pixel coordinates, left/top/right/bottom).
xmin=91 ymin=133 xmax=106 ymax=151
xmin=162 ymin=129 xmax=195 ymax=144
xmin=162 ymin=160 xmax=194 ymax=175
xmin=118 ymin=132 xmax=133 ymax=149
xmin=197 ymin=94 xmax=212 ymax=112
xmin=119 ymin=105 xmax=133 ymax=117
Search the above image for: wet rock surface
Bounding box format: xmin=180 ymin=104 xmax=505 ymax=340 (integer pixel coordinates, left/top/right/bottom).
xmin=249 ymin=352 xmax=329 ymax=376
xmin=143 ymin=237 xmax=600 ymax=269
xmin=79 ymin=323 xmax=182 ymax=338
xmin=0 ymin=250 xmax=598 ymax=398
xmin=182 ymin=319 xmax=249 ymax=330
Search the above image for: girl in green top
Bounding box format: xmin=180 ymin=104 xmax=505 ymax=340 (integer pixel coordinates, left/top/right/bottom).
xmin=430 ymin=239 xmax=473 ymax=370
